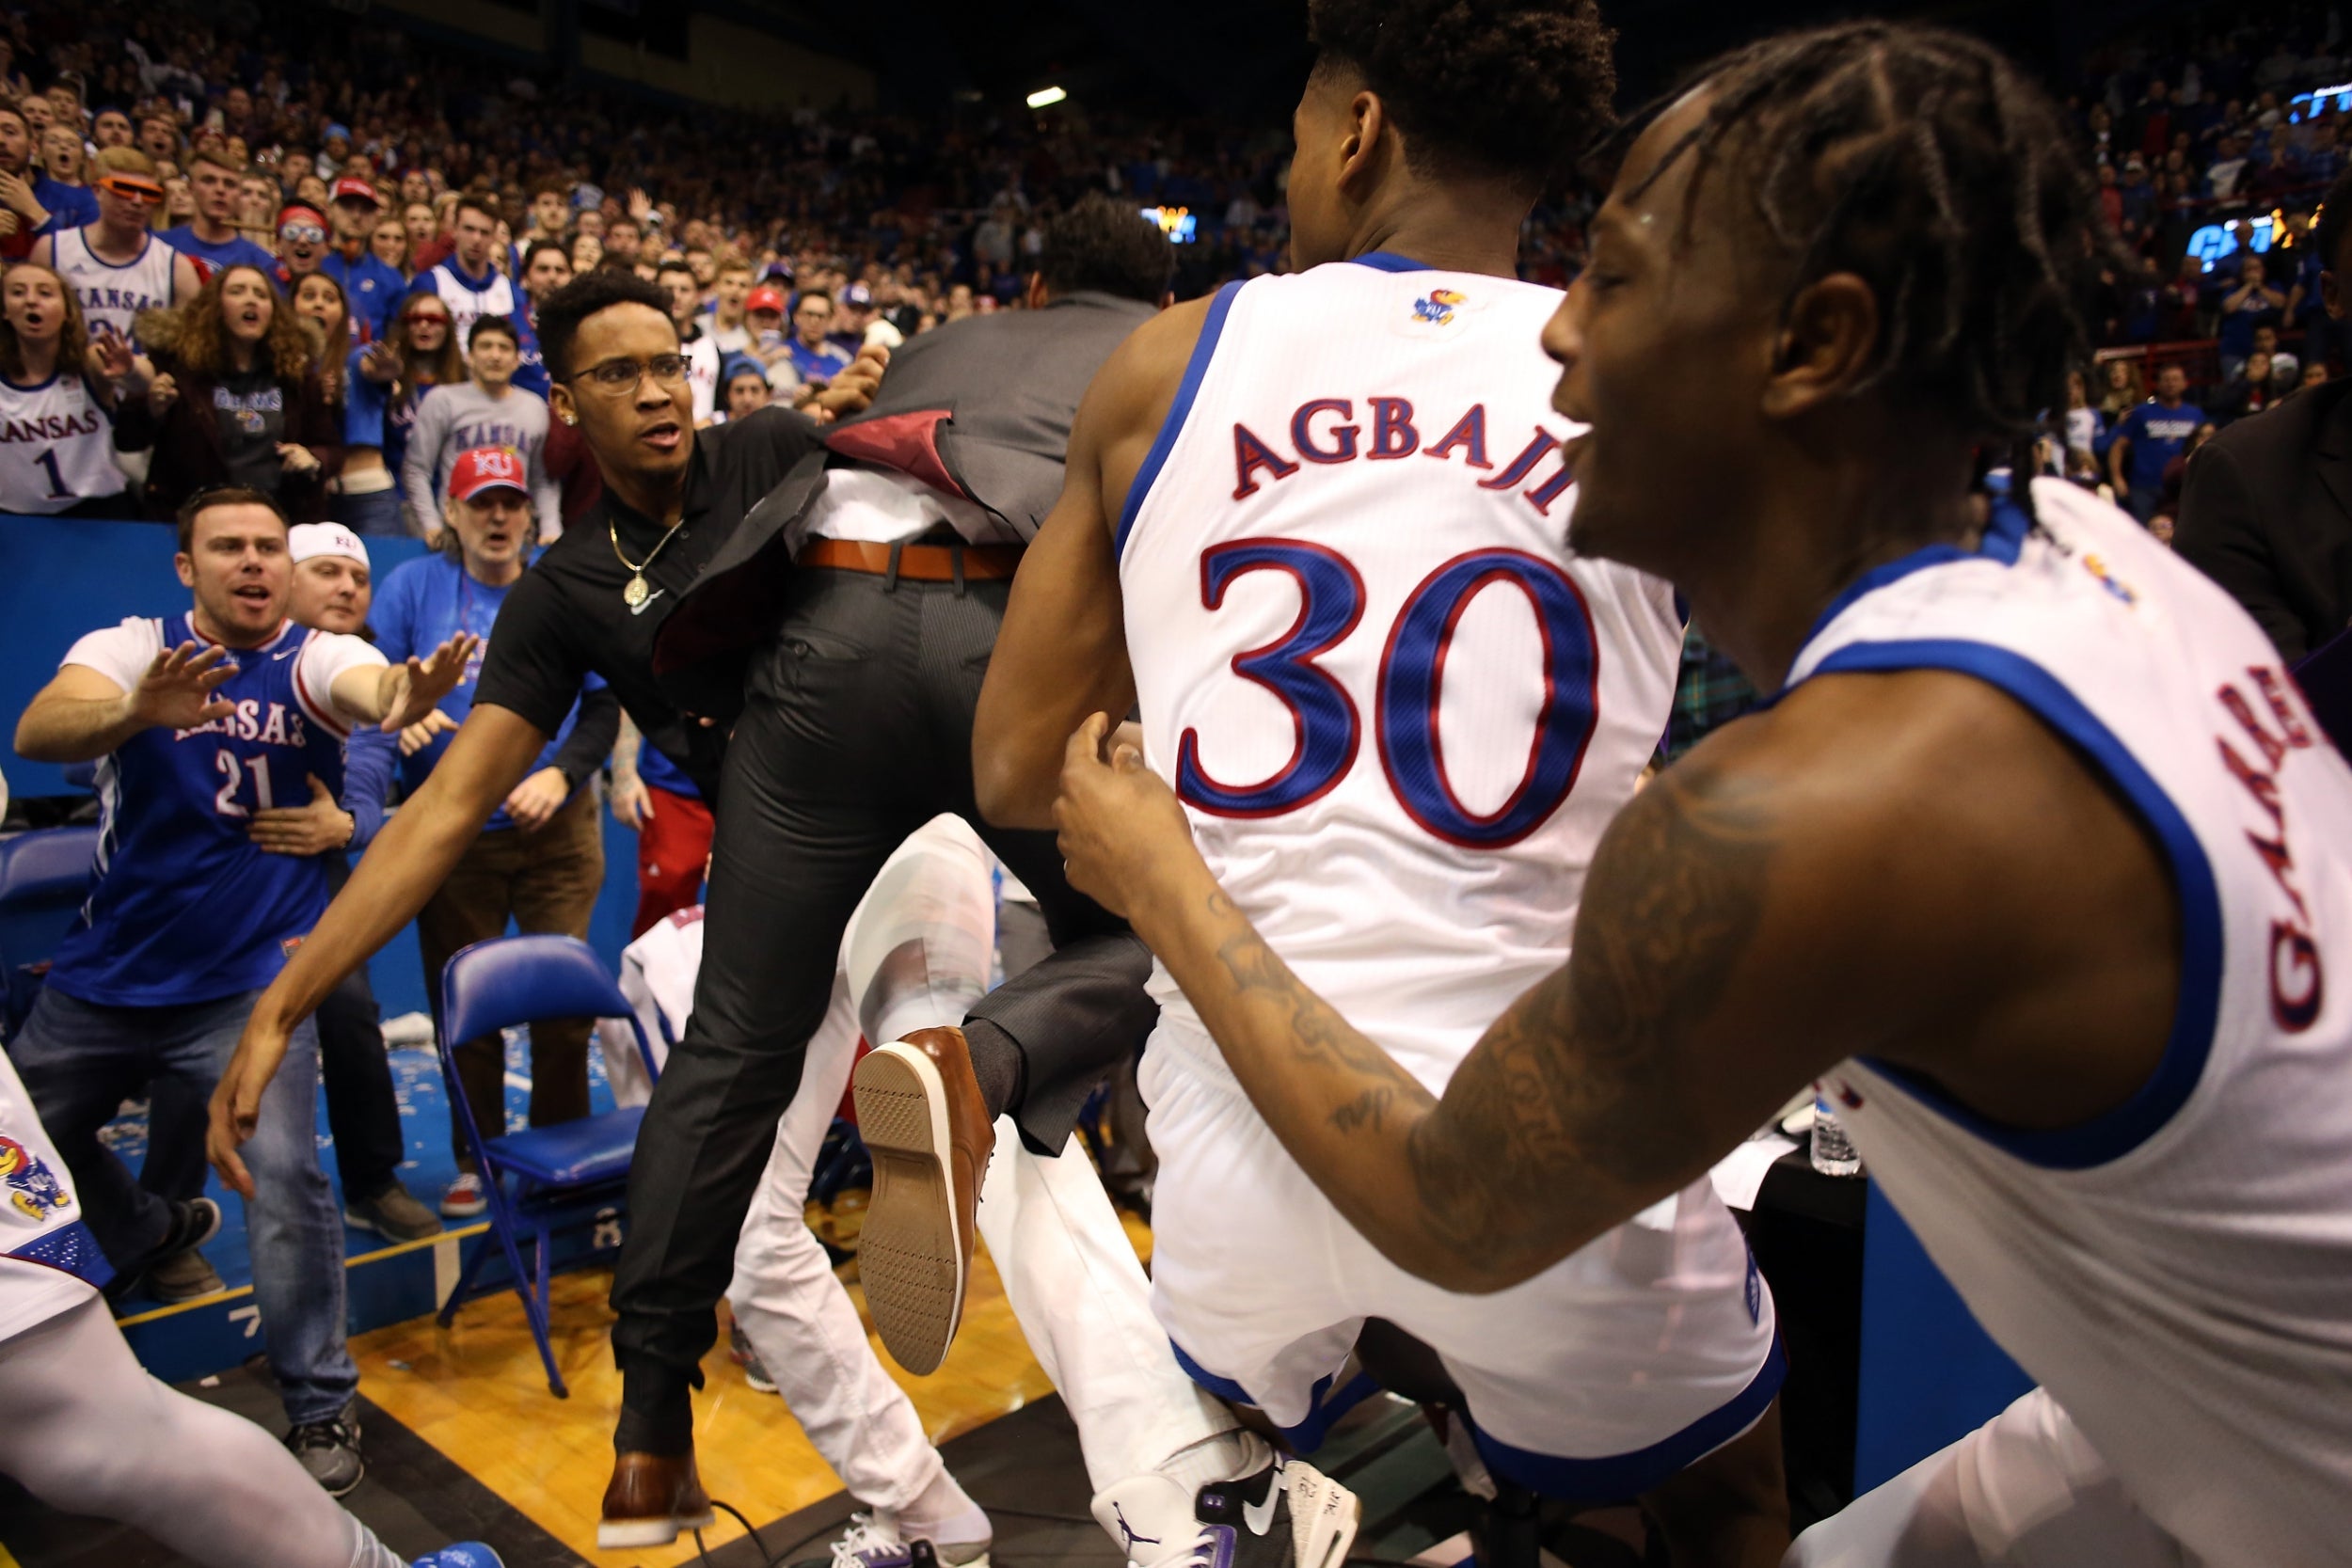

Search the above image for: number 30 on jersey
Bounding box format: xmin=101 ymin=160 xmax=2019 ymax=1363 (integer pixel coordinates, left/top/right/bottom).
xmin=1175 ymin=539 xmax=1599 ymax=848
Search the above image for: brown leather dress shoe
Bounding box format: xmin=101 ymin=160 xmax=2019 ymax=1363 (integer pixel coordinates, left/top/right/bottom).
xmin=598 ymin=1448 xmax=717 ymax=1548
xmin=852 ymin=1024 xmax=996 ymax=1373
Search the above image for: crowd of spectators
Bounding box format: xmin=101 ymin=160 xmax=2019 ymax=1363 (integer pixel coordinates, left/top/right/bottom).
xmin=0 ymin=0 xmax=2340 ymax=532
xmin=4 ymin=0 xmax=2351 ymax=1511
xmin=2065 ymin=4 xmax=2352 ymax=374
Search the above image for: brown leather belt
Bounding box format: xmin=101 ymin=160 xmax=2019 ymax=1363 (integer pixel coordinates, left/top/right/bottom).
xmin=796 ymin=537 xmax=1023 ymax=581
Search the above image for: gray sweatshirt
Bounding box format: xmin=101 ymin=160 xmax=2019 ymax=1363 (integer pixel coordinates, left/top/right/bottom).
xmin=401 ymin=380 xmax=561 ymax=537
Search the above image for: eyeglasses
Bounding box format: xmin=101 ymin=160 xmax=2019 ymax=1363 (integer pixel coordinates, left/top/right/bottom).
xmin=405 ymin=311 xmax=451 ymax=329
xmin=573 ymin=354 xmax=690 ymax=391
xmin=96 ymin=175 xmax=165 ymax=205
xmin=278 ymin=222 xmax=326 ymax=244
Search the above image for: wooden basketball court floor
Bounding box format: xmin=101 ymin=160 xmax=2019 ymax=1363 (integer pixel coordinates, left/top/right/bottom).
xmin=0 ymin=1191 xmax=1569 ymax=1568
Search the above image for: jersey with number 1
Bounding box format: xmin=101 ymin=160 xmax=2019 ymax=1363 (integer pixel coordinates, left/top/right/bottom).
xmin=0 ymin=372 xmax=122 ymax=513
xmin=45 ymin=613 xmax=385 ymax=1008
xmin=1120 ymin=256 xmax=1684 ymax=1094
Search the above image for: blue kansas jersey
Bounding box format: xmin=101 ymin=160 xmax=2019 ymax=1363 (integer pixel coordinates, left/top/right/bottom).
xmin=46 ymin=614 xmax=385 ymax=1007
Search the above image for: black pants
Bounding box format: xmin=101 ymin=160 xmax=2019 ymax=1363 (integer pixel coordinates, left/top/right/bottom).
xmin=610 ymin=564 xmax=1152 ymax=1448
xmin=319 ymin=856 xmax=405 ymax=1203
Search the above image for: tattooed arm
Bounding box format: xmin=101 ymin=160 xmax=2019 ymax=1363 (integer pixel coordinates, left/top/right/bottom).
xmin=1052 ymin=703 xmax=1919 ymax=1291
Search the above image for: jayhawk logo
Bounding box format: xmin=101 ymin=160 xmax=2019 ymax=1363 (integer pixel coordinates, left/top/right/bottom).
xmin=2082 ymin=552 xmax=2138 ymax=607
xmin=0 ymin=1134 xmax=70 ymax=1222
xmin=1412 ymin=288 xmax=1467 ymax=325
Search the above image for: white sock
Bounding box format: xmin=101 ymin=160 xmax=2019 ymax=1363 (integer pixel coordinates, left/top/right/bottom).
xmin=898 ymin=1471 xmax=992 ymax=1548
xmin=1152 ymin=1430 xmax=1270 ymax=1495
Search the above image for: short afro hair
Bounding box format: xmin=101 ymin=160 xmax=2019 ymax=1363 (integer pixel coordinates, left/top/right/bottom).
xmin=533 ymin=269 xmax=677 ymax=383
xmin=1307 ymin=0 xmax=1617 ymax=188
xmin=1039 ymin=193 xmax=1175 ymax=305
xmin=1625 ymin=22 xmax=2122 ymax=499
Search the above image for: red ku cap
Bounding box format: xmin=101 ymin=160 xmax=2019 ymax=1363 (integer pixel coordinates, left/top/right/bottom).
xmin=449 ymin=445 xmax=530 ymax=502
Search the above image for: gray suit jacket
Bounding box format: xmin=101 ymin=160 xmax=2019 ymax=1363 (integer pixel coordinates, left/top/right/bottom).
xmin=654 ymin=292 xmax=1157 ymax=719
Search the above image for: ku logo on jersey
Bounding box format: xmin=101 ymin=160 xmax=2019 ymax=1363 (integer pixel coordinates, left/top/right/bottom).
xmin=1412 ymin=288 xmax=1467 ymax=326
xmin=0 ymin=1134 xmax=70 ymax=1222
xmin=2082 ymin=552 xmax=2137 ymax=607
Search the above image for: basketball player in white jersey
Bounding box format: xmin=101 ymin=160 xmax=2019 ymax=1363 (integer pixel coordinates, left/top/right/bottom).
xmin=0 ymin=261 xmax=140 ymax=516
xmin=605 ymin=816 xmax=1198 ymax=1568
xmin=1049 ymin=23 xmax=2352 ymax=1568
xmin=31 ymin=147 xmax=199 ymax=346
xmin=0 ymin=733 xmax=499 ymax=1568
xmin=971 ymin=3 xmax=1786 ymax=1560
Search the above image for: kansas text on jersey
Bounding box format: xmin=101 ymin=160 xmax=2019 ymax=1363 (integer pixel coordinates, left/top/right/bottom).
xmin=46 ymin=613 xmax=386 ymax=1007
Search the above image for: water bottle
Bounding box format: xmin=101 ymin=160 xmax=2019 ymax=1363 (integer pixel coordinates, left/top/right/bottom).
xmin=1809 ymin=1098 xmax=1862 ymax=1178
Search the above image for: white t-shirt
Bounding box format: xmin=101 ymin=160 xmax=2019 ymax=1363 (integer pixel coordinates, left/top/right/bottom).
xmin=66 ymin=616 xmax=388 ymax=731
xmin=795 ymin=464 xmax=1002 ymax=552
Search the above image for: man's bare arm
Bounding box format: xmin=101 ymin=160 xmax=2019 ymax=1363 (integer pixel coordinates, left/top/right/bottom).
xmin=1055 ymin=666 xmax=2183 ymax=1291
xmin=206 ymin=703 xmax=548 ymax=1196
xmin=971 ymin=298 xmax=1211 ymax=829
xmin=16 ymin=646 xmax=234 ymax=763
xmin=1056 ymin=719 xmax=1830 ymax=1287
xmin=326 ymin=633 xmax=482 ymax=731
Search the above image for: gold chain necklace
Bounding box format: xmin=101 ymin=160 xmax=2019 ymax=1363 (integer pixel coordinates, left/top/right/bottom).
xmin=610 ymin=518 xmax=683 ymax=609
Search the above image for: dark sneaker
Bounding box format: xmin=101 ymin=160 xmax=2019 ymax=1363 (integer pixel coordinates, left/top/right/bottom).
xmin=145 ymin=1245 xmax=225 ymax=1303
xmin=828 ymin=1513 xmax=992 ymax=1568
xmin=730 ymin=1320 xmax=779 ymax=1394
xmin=287 ymin=1402 xmax=364 ymax=1496
xmin=345 ymin=1183 xmax=444 ymax=1242
xmin=106 ymin=1197 xmax=222 ymax=1305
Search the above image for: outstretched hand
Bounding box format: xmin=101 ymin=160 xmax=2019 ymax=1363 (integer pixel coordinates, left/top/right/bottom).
xmin=131 ymin=641 xmax=237 ymax=732
xmin=381 ymin=634 xmax=482 ymax=733
xmin=809 ymin=342 xmax=889 ymax=423
xmin=89 ymin=324 xmax=137 ymax=384
xmin=1052 ymin=713 xmax=1196 ymax=920
xmin=400 ymin=707 xmax=460 ymax=756
xmin=208 ymin=1016 xmax=292 ymax=1201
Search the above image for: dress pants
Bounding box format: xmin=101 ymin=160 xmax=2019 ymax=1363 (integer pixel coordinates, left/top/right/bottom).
xmin=611 ymin=563 xmax=1138 ymax=1440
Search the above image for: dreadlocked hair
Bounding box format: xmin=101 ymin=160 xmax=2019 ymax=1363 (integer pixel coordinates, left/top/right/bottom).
xmin=1308 ymin=0 xmax=1617 ymax=190
xmin=1624 ymin=22 xmax=2125 ymax=509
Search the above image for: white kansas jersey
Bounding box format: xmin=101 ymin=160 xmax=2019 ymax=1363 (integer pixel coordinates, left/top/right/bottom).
xmin=0 ymin=1045 xmax=107 ymax=1339
xmin=1801 ymin=478 xmax=2352 ymax=1564
xmin=0 ymin=372 xmax=123 ymax=513
xmin=1120 ymin=257 xmax=1683 ymax=1093
xmin=54 ymin=227 xmax=180 ymax=343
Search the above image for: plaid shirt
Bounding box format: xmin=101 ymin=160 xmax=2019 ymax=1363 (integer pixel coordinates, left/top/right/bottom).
xmin=1659 ymin=627 xmax=1759 ymax=765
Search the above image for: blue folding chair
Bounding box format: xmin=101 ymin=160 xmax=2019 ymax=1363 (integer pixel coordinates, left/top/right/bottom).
xmin=0 ymin=827 xmax=100 ymax=1037
xmin=434 ymin=934 xmax=659 ymax=1397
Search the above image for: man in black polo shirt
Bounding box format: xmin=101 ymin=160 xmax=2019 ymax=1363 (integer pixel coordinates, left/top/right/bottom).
xmin=204 ymin=253 xmax=1242 ymax=1553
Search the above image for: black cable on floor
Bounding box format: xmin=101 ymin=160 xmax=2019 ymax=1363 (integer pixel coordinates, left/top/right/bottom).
xmin=685 ymin=1494 xmax=1124 ymax=1568
xmin=694 ymin=1497 xmax=805 ymax=1568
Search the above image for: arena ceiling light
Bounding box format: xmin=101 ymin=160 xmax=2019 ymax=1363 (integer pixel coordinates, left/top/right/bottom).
xmin=1026 ymin=86 xmax=1069 ymax=109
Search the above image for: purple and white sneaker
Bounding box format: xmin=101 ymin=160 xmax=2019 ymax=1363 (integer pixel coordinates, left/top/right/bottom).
xmin=829 ymin=1512 xmax=993 ymax=1568
xmin=1095 ymin=1458 xmax=1358 ymax=1568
